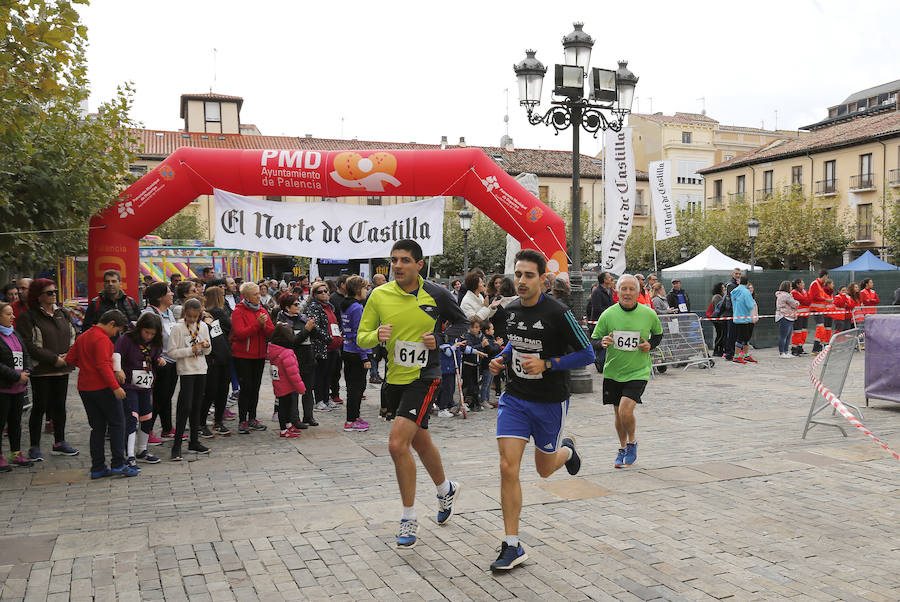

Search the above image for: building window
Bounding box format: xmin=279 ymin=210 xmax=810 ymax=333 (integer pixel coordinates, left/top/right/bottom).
xmin=857 ymin=203 xmax=873 ymax=240
xmin=128 ymin=164 xmax=148 ymax=179
xmin=538 ymin=186 xmax=549 ymax=203
xmin=265 ymin=196 xmax=284 ymax=202
xmin=205 ymin=102 xmax=221 ymax=122
xmin=860 ymin=153 xmax=873 ymax=188
xmin=681 ymin=131 xmax=692 ymax=144
xmin=824 ymin=160 xmax=836 ymax=185
xmin=713 ymin=179 xmax=723 ymax=202
xmin=635 ymin=190 xmax=647 ymax=215
xmin=723 ymin=154 xmax=734 ymax=161
xmin=736 ymin=174 xmax=746 ymax=195
xmin=791 ymin=166 xmax=802 ymax=185
xmin=763 ymin=170 xmax=773 ymax=194
xmin=367 ymin=196 xmax=382 ymax=206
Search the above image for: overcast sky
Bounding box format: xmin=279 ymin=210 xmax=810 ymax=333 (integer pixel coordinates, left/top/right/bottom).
xmin=80 ymin=0 xmax=900 ymax=155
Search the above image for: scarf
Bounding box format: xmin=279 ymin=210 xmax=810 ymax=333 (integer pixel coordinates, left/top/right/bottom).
xmin=242 ymin=300 xmax=260 ymax=311
xmin=0 ymin=324 xmax=13 ymax=336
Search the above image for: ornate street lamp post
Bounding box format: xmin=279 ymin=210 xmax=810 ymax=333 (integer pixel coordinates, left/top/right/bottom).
xmin=593 ymin=235 xmax=603 ymax=266
xmin=514 ymin=22 xmax=638 ymax=394
xmin=747 ymin=217 xmax=760 ymax=272
xmin=459 ymin=209 xmax=473 ymax=275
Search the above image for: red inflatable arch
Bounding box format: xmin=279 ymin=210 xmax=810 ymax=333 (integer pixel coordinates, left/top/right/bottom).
xmin=89 ymin=147 xmax=568 ymax=299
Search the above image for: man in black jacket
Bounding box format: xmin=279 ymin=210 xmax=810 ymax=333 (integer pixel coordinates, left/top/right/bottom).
xmin=589 ymin=272 xmax=615 ymax=373
xmin=666 ymin=279 xmax=691 ymax=313
xmin=82 ymin=270 xmax=140 ymax=332
xmin=328 ymin=275 xmax=349 ymax=404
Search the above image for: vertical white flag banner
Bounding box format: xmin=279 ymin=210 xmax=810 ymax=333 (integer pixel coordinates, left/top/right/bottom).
xmin=649 ymin=160 xmax=679 ymax=241
xmin=601 ymin=127 xmax=635 ymax=275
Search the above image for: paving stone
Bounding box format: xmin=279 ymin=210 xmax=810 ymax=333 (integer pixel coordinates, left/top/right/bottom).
xmin=0 ymin=535 xmax=57 ymax=565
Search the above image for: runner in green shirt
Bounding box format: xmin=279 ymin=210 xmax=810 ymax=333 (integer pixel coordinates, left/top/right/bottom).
xmin=591 ymin=274 xmax=663 ymax=469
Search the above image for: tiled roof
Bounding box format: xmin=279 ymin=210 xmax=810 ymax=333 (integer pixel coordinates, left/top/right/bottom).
xmin=132 ymin=129 xmax=649 ymax=180
xmin=716 ymin=124 xmax=795 ymax=136
xmin=841 ymin=79 xmax=900 ymax=105
xmin=179 ymin=93 xmax=244 ymax=117
xmin=699 ymin=110 xmax=900 ymax=175
xmin=631 ymin=112 xmax=719 ymax=126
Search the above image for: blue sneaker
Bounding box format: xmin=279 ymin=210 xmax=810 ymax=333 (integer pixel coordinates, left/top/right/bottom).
xmin=623 ymin=442 xmax=637 ymax=466
xmin=51 ymin=441 xmax=79 ymax=456
xmin=110 ymin=465 xmax=140 ymax=478
xmin=490 ymin=542 xmax=528 ymax=571
xmin=614 ymin=448 xmax=626 ymax=469
xmin=396 ymin=519 xmax=418 ymax=548
xmin=436 ymin=481 xmax=461 ymax=525
xmin=28 ymin=446 xmax=44 ymax=462
xmin=135 ymin=450 xmax=160 ymax=464
xmin=561 ymin=438 xmax=581 ymax=475
xmin=90 ymin=467 xmax=111 ymax=479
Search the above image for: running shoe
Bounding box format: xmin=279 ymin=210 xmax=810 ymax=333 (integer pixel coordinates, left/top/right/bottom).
xmin=126 ymin=456 xmax=140 ymax=470
xmin=279 ymin=429 xmax=299 ymax=438
xmin=90 ymin=467 xmax=111 ymax=479
xmin=438 ymin=409 xmax=453 ymax=418
xmin=326 ymin=400 xmax=338 ymax=410
xmin=170 ymin=448 xmax=183 ymax=461
xmin=136 ymin=450 xmax=160 ymax=464
xmin=490 ymin=542 xmax=528 ymax=571
xmin=0 ymin=456 xmax=11 ymax=472
xmin=744 ymin=356 xmax=758 ymax=363
xmin=624 ymin=442 xmax=638 ymax=466
xmin=331 ymin=396 xmax=344 ymax=405
xmin=436 ymin=481 xmax=461 ymax=525
xmin=160 ymin=429 xmax=175 ymax=439
xmin=147 ymin=431 xmax=163 ymax=446
xmin=303 ymin=419 xmax=319 ymax=427
xmin=199 ymin=426 xmax=215 ymax=439
xmin=110 ymin=464 xmax=139 ymax=477
xmin=223 ymin=409 xmax=237 ymax=421
xmin=27 ymin=446 xmax=44 ymax=462
xmin=289 ymin=422 xmax=307 ymax=430
xmin=247 ymin=419 xmax=267 ymax=431
xmin=369 ymin=375 xmax=383 ymax=384
xmin=733 ymin=357 xmax=747 ymax=364
xmin=51 ymin=441 xmax=79 ymax=456
xmin=287 ymin=425 xmax=305 ymax=435
xmin=614 ymin=448 xmax=626 ymax=469
xmin=238 ymin=422 xmax=251 ymax=435
xmin=561 ymin=438 xmax=581 ymax=475
xmin=188 ymin=442 xmax=210 ymax=454
xmin=396 ymin=519 xmax=418 ymax=548
xmin=12 ymin=452 xmax=33 ymax=467
xmin=213 ymin=423 xmax=232 ymax=436
xmin=343 ymin=419 xmax=369 ymax=432
xmin=314 ymin=401 xmax=332 ymax=412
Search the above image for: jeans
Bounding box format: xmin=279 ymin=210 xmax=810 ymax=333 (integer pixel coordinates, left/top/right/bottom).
xmin=0 ymin=392 xmax=25 ymax=456
xmin=479 ymin=368 xmax=493 ymax=403
xmin=29 ymin=374 xmax=69 ymax=447
xmin=79 ymin=388 xmax=125 ymax=472
xmin=461 ymin=362 xmax=479 ymax=401
xmin=151 ymin=361 xmax=178 ymax=433
xmin=174 ymin=373 xmax=206 ymax=448
xmin=341 ymin=351 xmax=366 ymax=423
xmin=439 ymin=373 xmax=456 ymax=410
xmin=777 ymin=318 xmax=794 ymax=354
xmin=234 ymin=357 xmax=265 ymax=423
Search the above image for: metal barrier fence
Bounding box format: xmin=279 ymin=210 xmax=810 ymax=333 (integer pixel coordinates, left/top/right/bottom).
xmin=864 ymin=315 xmax=900 ymax=406
xmin=651 ymin=313 xmax=715 ymax=370
xmin=802 ymin=328 xmax=861 ymax=439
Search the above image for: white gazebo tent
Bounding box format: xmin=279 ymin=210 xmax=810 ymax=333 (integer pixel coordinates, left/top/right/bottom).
xmin=662 ymin=245 xmax=762 ymax=272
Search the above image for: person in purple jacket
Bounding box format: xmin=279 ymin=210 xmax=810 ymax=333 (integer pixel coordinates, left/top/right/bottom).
xmin=114 ymin=313 xmax=165 ymax=467
xmin=340 ymin=276 xmax=372 ymax=432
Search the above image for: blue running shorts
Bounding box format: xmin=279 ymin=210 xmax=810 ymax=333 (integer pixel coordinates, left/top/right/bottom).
xmin=496 ymin=392 xmax=569 ymax=454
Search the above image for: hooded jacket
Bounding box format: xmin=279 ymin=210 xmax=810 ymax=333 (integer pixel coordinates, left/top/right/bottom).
xmin=267 ymin=343 xmax=306 ymax=397
xmin=305 ymin=297 xmax=341 ymax=358
xmin=340 ymin=297 xmax=371 ymax=358
xmin=230 ymin=301 xmax=274 ymax=359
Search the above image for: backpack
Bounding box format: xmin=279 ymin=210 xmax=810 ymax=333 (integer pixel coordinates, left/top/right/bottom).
xmin=713 ymin=298 xmax=726 ymax=318
xmin=705 ymin=301 xmax=715 ymax=318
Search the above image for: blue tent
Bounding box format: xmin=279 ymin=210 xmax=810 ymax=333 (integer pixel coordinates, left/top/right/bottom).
xmin=831 ymin=250 xmax=899 ymax=271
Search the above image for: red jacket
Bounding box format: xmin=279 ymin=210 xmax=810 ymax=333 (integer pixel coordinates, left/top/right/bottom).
xmin=860 ymin=288 xmax=879 ymax=307
xmin=807 ymin=278 xmax=830 ymax=310
xmin=230 ymin=302 xmax=274 ymax=359
xmin=791 ymin=288 xmax=810 ymax=314
xmin=833 ymin=294 xmax=858 ymax=321
xmin=267 ymin=343 xmax=306 ymax=397
xmin=65 ymin=326 xmax=119 ymax=392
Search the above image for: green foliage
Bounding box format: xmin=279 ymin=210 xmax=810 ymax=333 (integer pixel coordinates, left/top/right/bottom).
xmin=624 ymin=192 xmax=853 ymax=272
xmin=0 ymin=0 xmax=139 ymax=270
xmin=151 ymin=207 xmax=208 ymax=241
xmin=430 ymin=209 xmax=507 ymax=277
xmin=882 ymin=195 xmax=900 ymax=262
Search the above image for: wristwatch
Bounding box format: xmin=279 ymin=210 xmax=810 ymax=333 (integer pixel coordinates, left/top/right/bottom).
xmin=544 ymin=359 xmax=552 ymax=371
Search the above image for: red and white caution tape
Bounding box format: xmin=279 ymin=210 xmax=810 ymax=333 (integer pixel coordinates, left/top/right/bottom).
xmin=808 ymin=344 xmax=900 ymax=462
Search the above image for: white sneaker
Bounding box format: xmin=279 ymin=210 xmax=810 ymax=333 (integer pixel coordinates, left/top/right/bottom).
xmin=326 ymin=400 xmax=338 ymax=410
xmin=781 ymin=353 xmax=792 ymax=358
xmin=314 ymin=401 xmax=331 ymax=411
xmin=438 ymin=409 xmax=453 ymax=418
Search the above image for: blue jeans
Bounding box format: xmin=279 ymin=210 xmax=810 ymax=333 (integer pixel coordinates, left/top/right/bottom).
xmin=479 ymin=369 xmax=494 ymax=403
xmin=777 ymin=318 xmax=794 ymax=354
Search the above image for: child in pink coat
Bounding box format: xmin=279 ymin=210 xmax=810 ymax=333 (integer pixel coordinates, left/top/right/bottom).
xmin=267 ymin=324 xmax=307 ymax=438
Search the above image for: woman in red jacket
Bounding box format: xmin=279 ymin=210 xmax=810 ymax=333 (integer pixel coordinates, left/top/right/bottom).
xmin=231 ymin=282 xmax=274 ymax=434
xmin=859 ymin=278 xmax=879 ymax=317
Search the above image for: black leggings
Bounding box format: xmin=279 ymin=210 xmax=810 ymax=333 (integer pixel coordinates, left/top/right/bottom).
xmin=203 ymin=357 xmax=230 ymax=425
xmin=330 ymin=349 xmax=343 ymax=399
xmin=29 ymin=374 xmax=69 ymax=446
xmin=234 ymin=357 xmax=265 ymax=422
xmin=314 ymin=351 xmax=338 ymax=404
xmin=712 ymin=321 xmax=726 ymax=356
xmin=299 ymin=357 xmax=316 ymax=422
xmin=0 ymin=392 xmax=24 ymax=455
xmin=277 ymin=393 xmax=300 ymax=430
xmin=461 ymin=363 xmax=480 ymax=400
xmin=151 ymin=361 xmax=178 ymax=433
xmin=341 ymin=351 xmax=366 ymax=423
xmin=174 ymin=374 xmax=205 ymax=447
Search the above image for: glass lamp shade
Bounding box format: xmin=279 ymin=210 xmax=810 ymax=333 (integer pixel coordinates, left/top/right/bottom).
xmin=747 ymin=217 xmax=760 ymax=239
xmin=514 ymin=50 xmax=547 ymax=105
xmin=615 ymin=60 xmax=638 ymax=113
xmin=680 ymin=246 xmax=689 ymax=259
xmin=562 ymin=22 xmax=594 ymax=69
xmin=458 ymin=209 xmax=473 ymax=231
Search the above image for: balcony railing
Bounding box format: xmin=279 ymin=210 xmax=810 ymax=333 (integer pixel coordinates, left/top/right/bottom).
xmin=815 ymin=179 xmax=838 ymax=196
xmin=707 ymin=195 xmax=723 ymax=209
xmin=755 ymin=188 xmax=774 ymax=202
xmin=849 ymin=173 xmax=876 ymax=191
xmin=634 ymin=204 xmax=648 ymax=216
xmin=728 ymin=192 xmax=747 ymax=203
xmin=889 ymin=168 xmax=900 ymax=186
xmin=856 ymin=222 xmax=874 ymax=241
xmin=783 ymin=184 xmax=804 ymax=196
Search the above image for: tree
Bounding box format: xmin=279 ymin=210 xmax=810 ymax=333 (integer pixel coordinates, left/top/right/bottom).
xmin=880 ymin=195 xmax=900 ymax=263
xmin=0 ymin=0 xmax=138 ymax=271
xmin=430 ymin=208 xmax=507 ymax=277
xmin=151 ymin=207 xmax=208 ymax=241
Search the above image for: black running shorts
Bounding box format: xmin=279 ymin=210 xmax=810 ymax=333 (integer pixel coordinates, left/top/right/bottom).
xmin=382 ymin=377 xmax=441 ymax=429
xmin=602 ymin=378 xmax=647 ymax=406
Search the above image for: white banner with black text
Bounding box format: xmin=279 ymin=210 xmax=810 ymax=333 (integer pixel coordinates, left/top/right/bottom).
xmin=649 ymin=160 xmax=679 ymax=241
xmin=213 ymin=189 xmax=444 ymax=258
xmin=601 ymin=127 xmax=635 ymax=275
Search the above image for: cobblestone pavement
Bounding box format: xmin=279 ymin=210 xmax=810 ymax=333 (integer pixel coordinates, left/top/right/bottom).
xmin=1 ymin=348 xmax=898 ymax=601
